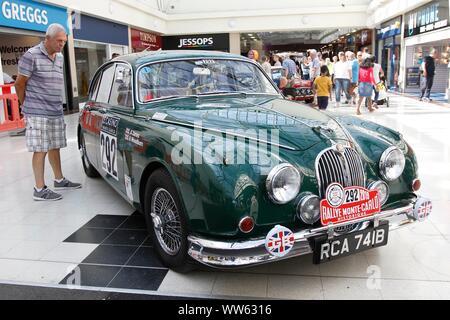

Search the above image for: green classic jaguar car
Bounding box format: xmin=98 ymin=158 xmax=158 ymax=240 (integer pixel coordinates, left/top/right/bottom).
xmin=78 ymin=50 xmax=432 ymax=270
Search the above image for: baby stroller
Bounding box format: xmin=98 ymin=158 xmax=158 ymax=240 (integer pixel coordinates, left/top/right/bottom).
xmin=372 ymin=76 xmax=390 ymax=108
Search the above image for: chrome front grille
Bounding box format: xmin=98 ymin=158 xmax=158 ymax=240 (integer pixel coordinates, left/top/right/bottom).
xmin=316 ymin=147 xmax=366 ymax=198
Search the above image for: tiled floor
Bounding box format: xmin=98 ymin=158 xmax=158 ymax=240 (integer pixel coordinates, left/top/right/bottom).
xmin=1 ymin=95 xmax=450 ymax=299
xmin=59 ymin=212 xmax=168 ymax=291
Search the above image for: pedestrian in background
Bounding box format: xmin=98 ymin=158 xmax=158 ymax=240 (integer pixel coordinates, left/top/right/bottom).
xmin=314 ymin=65 xmax=333 ymax=110
xmin=273 ymin=54 xmax=282 ymax=66
xmin=371 ymin=55 xmax=384 ymax=108
xmin=420 ymin=49 xmax=436 ymax=102
xmin=301 ymin=56 xmax=310 ymax=80
xmin=309 ymin=49 xmax=321 ymax=81
xmin=347 ymin=51 xmax=361 ymax=105
xmin=282 ymin=55 xmax=297 ymax=79
xmin=15 ymin=24 xmax=82 ymax=201
xmin=261 ymin=55 xmax=272 ymax=76
xmin=333 ymin=52 xmax=352 ymax=108
xmin=356 ymin=56 xmax=376 ymax=115
xmin=247 ymin=49 xmax=259 ymax=62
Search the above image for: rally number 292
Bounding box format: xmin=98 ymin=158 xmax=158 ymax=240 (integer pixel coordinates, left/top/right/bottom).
xmin=100 ymin=132 xmax=118 ymax=181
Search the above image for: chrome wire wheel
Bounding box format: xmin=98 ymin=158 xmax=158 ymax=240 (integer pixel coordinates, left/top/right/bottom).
xmin=151 ymin=188 xmax=183 ymax=256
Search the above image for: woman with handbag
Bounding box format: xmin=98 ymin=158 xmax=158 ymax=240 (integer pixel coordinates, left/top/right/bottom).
xmin=356 ymin=56 xmax=377 ymax=115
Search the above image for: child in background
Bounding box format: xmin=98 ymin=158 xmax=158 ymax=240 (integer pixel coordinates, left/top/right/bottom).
xmin=313 ymin=65 xmax=333 ymax=110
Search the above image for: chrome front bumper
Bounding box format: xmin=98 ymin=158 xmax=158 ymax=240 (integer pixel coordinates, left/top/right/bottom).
xmin=187 ymin=196 xmax=432 ymax=268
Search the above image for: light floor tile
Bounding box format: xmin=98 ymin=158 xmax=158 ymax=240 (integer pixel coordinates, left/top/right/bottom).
xmin=267 ymin=275 xmax=323 ymax=300
xmin=0 ymin=225 xmax=45 ymax=241
xmin=322 ymin=277 xmax=382 ymax=300
xmin=40 ymin=242 xmax=98 ymax=264
xmin=212 ymin=273 xmax=268 ymax=298
xmin=17 ymin=260 xmax=77 ymax=285
xmin=265 ymin=255 xmax=321 ymax=277
xmin=158 ymin=271 xmax=216 ymax=295
xmin=0 ymin=239 xmax=22 ymax=257
xmin=379 ymin=279 xmax=441 ymax=300
xmin=433 ymin=282 xmax=450 ymax=300
xmin=15 ymin=212 xmax=61 ymax=227
xmin=366 ymin=255 xmax=429 ymax=281
xmin=2 ymin=241 xmax=59 ymax=260
xmin=319 ymin=253 xmax=370 ymax=278
xmin=24 ymin=226 xmax=77 ymax=242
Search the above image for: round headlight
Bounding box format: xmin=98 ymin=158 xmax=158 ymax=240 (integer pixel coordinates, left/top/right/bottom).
xmin=266 ymin=164 xmax=301 ymax=204
xmin=379 ymin=147 xmax=406 ymax=181
xmin=369 ymin=181 xmax=389 ymax=206
xmin=297 ymin=194 xmax=321 ymax=224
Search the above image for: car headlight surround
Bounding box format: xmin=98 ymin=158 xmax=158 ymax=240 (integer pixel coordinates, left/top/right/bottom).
xmin=379 ymin=146 xmax=406 ymax=181
xmin=368 ymin=181 xmax=390 ymax=206
xmin=266 ymin=163 xmax=301 ymax=204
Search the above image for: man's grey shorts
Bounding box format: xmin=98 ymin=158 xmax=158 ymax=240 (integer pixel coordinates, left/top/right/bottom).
xmin=25 ymin=116 xmax=67 ymax=152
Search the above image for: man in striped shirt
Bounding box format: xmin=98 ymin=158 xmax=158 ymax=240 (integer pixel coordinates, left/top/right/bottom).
xmin=15 ymin=24 xmax=81 ymax=201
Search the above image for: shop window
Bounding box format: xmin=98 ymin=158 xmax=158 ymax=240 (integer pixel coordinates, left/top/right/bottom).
xmin=413 ymin=45 xmax=450 ymax=66
xmin=96 ymin=64 xmax=116 ymax=104
xmin=109 ymin=64 xmax=133 ymax=108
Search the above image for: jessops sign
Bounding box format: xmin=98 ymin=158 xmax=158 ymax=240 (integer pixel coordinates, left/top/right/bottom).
xmin=0 ymin=0 xmax=68 ymax=33
xmin=404 ymin=0 xmax=449 ymax=37
xmin=163 ymin=33 xmax=230 ymax=52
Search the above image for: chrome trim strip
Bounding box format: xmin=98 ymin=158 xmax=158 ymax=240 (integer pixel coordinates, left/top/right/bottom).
xmin=138 ymin=115 xmax=298 ymax=151
xmin=187 ymin=197 xmax=430 ymax=268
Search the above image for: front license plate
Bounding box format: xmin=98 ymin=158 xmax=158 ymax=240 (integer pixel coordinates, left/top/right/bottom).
xmin=313 ymin=221 xmax=389 ymax=264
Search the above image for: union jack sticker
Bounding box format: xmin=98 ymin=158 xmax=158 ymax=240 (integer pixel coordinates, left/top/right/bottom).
xmin=265 ymin=225 xmax=295 ymax=257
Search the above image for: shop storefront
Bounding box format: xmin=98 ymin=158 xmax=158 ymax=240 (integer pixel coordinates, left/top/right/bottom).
xmin=0 ymin=0 xmax=72 ymax=111
xmin=163 ymin=33 xmax=230 ymax=52
xmin=73 ymin=14 xmax=129 ymax=103
xmin=403 ymin=0 xmax=450 ymax=99
xmin=344 ymin=29 xmax=373 ymax=53
xmin=376 ymin=16 xmax=402 ymax=90
xmin=131 ymin=28 xmax=162 ymax=53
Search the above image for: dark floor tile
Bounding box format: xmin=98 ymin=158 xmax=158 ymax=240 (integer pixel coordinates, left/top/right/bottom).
xmin=59 ymin=264 xmax=121 ymax=288
xmin=126 ymin=247 xmax=164 ymax=268
xmin=142 ymin=236 xmax=153 ymax=247
xmin=82 ymin=245 xmax=138 ymax=266
xmin=64 ymin=228 xmax=114 ymax=244
xmin=103 ymin=229 xmax=148 ymax=246
xmin=82 ymin=215 xmax=128 ymax=229
xmin=107 ymin=267 xmax=168 ymax=291
xmin=118 ymin=214 xmax=147 ymax=230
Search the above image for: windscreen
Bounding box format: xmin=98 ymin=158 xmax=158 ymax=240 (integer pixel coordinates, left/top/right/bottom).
xmin=138 ymin=59 xmax=279 ymax=102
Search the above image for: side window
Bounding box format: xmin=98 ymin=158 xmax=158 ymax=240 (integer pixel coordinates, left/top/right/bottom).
xmin=96 ymin=64 xmax=116 ymax=104
xmin=138 ymin=65 xmax=159 ymax=102
xmin=88 ymin=71 xmax=101 ymax=101
xmin=109 ymin=64 xmax=133 ymax=108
